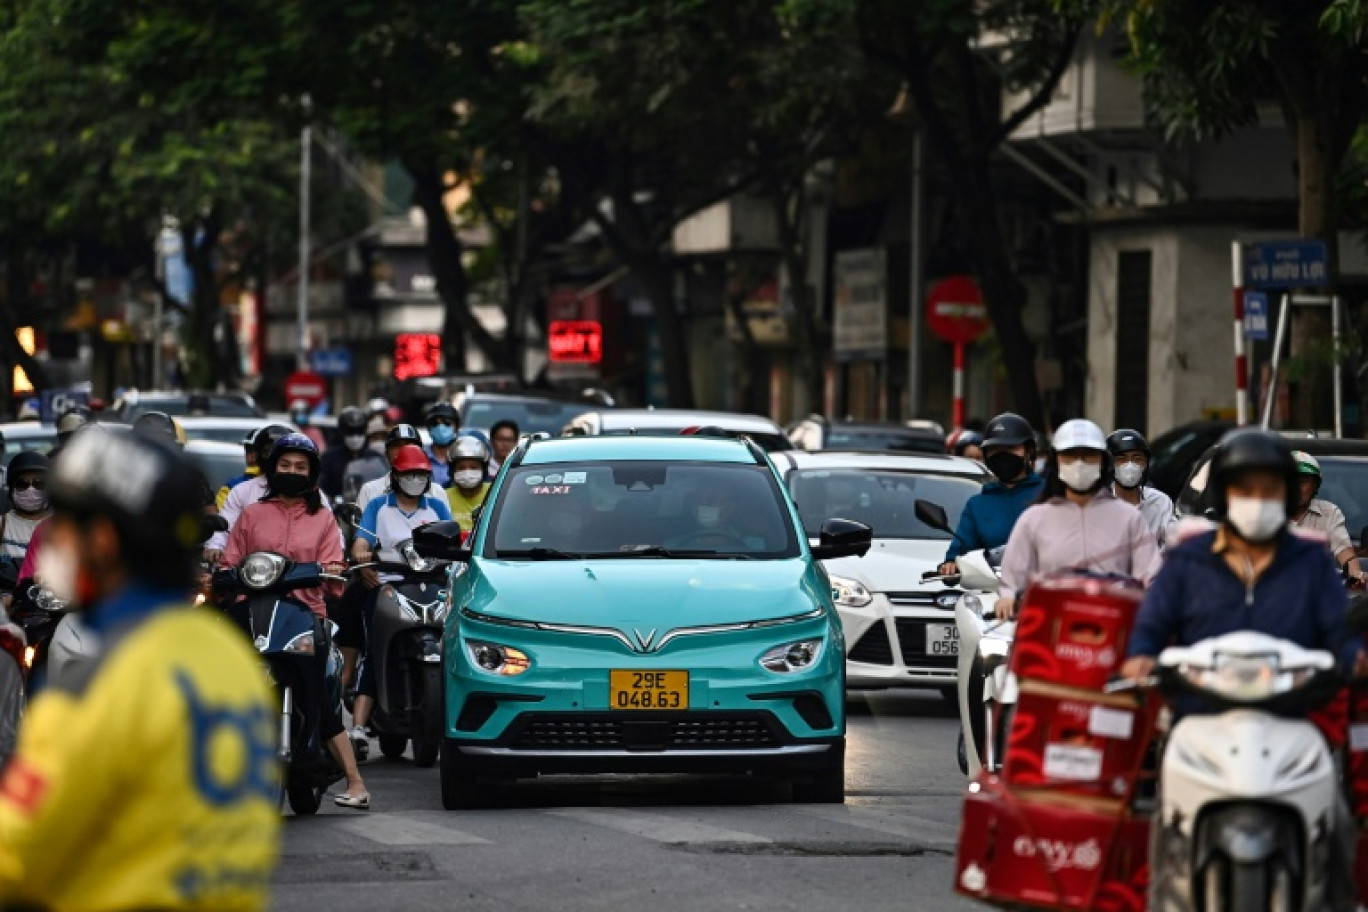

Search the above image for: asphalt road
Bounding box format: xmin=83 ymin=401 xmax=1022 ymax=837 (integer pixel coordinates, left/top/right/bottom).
xmin=271 ymin=689 xmax=981 ymax=912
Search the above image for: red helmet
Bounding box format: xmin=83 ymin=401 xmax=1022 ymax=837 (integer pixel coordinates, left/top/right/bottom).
xmin=390 ymin=444 xmax=431 ymax=474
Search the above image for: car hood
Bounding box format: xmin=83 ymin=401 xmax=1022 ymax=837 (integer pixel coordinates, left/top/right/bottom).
xmin=468 ymin=558 xmax=823 ymax=629
xmin=817 ymin=538 xmax=947 ymax=593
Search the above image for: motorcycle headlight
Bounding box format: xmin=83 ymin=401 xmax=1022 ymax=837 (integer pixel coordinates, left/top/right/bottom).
xmin=282 ymin=631 xmax=316 ymax=655
xmin=760 ymin=638 xmax=825 ymax=673
xmin=1180 ymin=653 xmax=1315 ymax=701
xmin=241 ymin=552 xmax=288 ymax=590
xmin=33 ymin=587 xmax=68 ymax=613
xmin=829 ymin=575 xmax=873 ymax=608
xmin=465 ymin=641 xmax=531 ymax=676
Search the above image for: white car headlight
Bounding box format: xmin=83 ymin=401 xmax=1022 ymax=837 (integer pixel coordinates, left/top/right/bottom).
xmin=466 ymin=640 xmax=531 ymax=676
xmin=241 ymin=552 xmax=288 ymax=590
xmin=760 ymin=639 xmax=825 ymax=673
xmin=829 ymin=575 xmax=873 ymax=608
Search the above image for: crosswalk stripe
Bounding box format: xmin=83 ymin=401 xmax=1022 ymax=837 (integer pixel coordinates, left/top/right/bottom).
xmin=336 ymin=812 xmax=491 ymax=846
xmin=793 ymin=805 xmax=961 ymax=846
xmin=546 ymin=808 xmax=772 ymax=844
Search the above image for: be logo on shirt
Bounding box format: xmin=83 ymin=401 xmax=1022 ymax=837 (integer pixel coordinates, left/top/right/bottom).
xmin=176 ymin=670 xmax=278 ymax=806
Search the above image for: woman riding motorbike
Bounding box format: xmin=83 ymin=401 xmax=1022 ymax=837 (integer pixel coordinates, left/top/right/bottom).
xmin=220 ymin=434 xmax=370 ymax=809
xmin=995 ymin=419 xmax=1161 ymax=619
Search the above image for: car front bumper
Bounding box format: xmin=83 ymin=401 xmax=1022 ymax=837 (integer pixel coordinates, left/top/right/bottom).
xmin=836 ymin=591 xmax=961 ymax=688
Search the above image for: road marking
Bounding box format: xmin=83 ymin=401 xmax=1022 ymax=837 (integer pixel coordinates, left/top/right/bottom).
xmin=335 ymin=812 xmax=491 ymax=846
xmin=792 ymin=805 xmax=960 ymax=847
xmin=546 ymin=808 xmax=772 ymax=844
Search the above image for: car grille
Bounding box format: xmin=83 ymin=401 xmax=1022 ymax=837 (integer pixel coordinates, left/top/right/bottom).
xmin=893 ymin=618 xmax=957 ymax=669
xmin=848 ymin=623 xmax=894 ymax=665
xmin=507 ymin=712 xmax=783 ymax=751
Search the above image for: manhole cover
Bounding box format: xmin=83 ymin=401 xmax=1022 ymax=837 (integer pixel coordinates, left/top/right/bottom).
xmin=275 ymin=851 xmax=440 ymax=884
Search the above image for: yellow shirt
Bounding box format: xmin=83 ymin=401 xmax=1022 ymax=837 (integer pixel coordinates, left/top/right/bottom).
xmin=447 ymin=483 xmax=490 ymax=532
xmin=0 ymin=604 xmax=280 ymax=911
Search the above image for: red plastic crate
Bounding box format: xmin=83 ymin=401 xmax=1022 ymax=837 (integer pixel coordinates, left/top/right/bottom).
xmin=1001 ymin=681 xmax=1158 ymax=800
xmin=1359 ymin=829 xmax=1368 ymax=908
xmin=956 ymin=774 xmax=1149 ymax=911
xmin=1350 ymin=687 xmax=1368 ymax=821
xmin=1010 ymin=575 xmax=1144 ymax=692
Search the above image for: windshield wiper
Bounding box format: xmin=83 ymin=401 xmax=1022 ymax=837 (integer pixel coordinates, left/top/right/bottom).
xmin=497 ymin=547 xmax=582 ymax=560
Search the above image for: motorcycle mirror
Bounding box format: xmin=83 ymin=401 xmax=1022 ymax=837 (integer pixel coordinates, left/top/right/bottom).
xmin=413 ymin=521 xmax=471 ymax=563
xmin=1348 ymin=594 xmax=1368 ymax=634
xmin=197 ymin=515 xmax=228 ymax=542
xmin=914 ymin=499 xmax=952 ymax=534
xmin=335 ymin=503 xmax=363 ymax=526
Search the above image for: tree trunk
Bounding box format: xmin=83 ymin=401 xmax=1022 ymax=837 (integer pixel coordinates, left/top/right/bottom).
xmin=769 ymin=183 xmax=824 ymax=414
xmin=407 ymin=164 xmax=504 ymax=373
xmin=182 ymin=214 xmax=223 ymax=389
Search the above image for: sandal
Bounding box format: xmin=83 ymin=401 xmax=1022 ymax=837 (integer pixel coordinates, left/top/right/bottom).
xmin=334 ymin=791 xmax=370 ymax=810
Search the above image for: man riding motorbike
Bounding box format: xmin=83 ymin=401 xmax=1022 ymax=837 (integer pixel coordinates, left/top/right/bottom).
xmin=1108 ymin=428 xmax=1176 ymax=546
xmin=995 ymin=418 xmax=1160 ymax=619
xmin=947 ymin=429 xmax=985 ymax=463
xmin=1288 ymin=449 xmax=1362 ymax=579
xmin=1121 ymin=428 xmax=1367 ymax=912
xmin=319 ymin=407 xmax=388 ymax=501
xmin=0 ymin=426 xmax=279 ymax=910
xmin=220 ymin=434 xmax=370 ymax=810
xmin=937 ymin=413 xmax=1045 ymax=577
xmin=216 ymin=426 xmax=265 ymax=510
xmin=356 ymin=424 xmax=425 ymax=512
xmin=422 ymin=402 xmax=460 ymax=488
xmin=447 ymin=435 xmax=492 ymax=532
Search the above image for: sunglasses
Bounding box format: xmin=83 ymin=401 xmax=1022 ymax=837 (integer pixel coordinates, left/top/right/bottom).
xmin=12 ymin=478 xmax=45 ymax=491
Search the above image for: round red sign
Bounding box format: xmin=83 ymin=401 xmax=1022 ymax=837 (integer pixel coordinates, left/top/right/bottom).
xmin=283 ymin=370 xmax=328 ymax=408
xmin=925 ymin=276 xmax=990 ymax=345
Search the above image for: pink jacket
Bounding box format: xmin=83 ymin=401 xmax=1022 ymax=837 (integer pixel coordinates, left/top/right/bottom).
xmin=999 ymin=488 xmax=1161 ymax=602
xmin=221 ymin=498 xmax=343 ymax=617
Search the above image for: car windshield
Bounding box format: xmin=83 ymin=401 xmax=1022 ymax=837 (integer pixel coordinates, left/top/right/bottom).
xmin=487 ymin=461 xmax=800 ymax=559
xmin=465 ymin=399 xmax=595 ymax=436
xmin=825 ymin=429 xmax=943 ymax=454
xmin=125 ymin=398 xmax=259 ymax=418
xmin=1315 ymin=457 xmax=1368 ymax=544
xmin=600 ymin=428 xmax=792 ymax=453
xmin=787 ymin=469 xmax=982 ymax=540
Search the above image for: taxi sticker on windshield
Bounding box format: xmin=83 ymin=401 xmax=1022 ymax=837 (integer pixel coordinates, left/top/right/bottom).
xmin=544 ymin=473 xmax=564 ymax=484
xmin=563 ymin=471 xmax=587 ymax=484
xmin=530 ymin=485 xmax=572 ymax=495
xmin=524 ymin=475 xmax=545 ymax=485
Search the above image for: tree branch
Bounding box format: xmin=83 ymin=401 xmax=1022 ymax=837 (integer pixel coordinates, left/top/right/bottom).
xmin=987 ymin=23 xmax=1083 ymax=149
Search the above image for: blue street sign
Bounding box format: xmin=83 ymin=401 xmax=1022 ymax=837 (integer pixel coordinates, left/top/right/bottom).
xmin=38 ymin=388 xmax=90 ymax=424
xmin=1244 ymin=291 xmax=1269 ymax=340
xmin=1243 ymin=240 xmax=1330 ymax=289
xmin=309 ymin=348 xmax=353 ymax=377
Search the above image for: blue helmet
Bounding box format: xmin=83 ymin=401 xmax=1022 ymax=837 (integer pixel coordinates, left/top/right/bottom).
xmin=268 ymin=433 xmax=321 ymax=482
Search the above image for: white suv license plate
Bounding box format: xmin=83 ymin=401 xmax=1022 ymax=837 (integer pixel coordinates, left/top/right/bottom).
xmin=925 ymin=622 xmax=959 ymax=657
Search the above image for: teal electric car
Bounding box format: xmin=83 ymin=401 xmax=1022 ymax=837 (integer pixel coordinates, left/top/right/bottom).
xmin=414 ymin=434 xmax=871 ymax=809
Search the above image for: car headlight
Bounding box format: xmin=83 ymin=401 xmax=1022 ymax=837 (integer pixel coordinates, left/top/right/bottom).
xmin=466 ymin=640 xmax=531 ymax=676
xmin=241 ymin=552 xmax=288 ymax=590
xmin=760 ymin=638 xmax=825 ymax=673
xmin=829 ymin=575 xmax=873 ymax=608
xmin=282 ymin=631 xmax=315 ymax=655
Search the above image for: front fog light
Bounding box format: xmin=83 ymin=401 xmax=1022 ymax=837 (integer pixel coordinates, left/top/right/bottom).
xmin=829 ymin=575 xmax=873 ymax=608
xmin=466 ymin=641 xmax=530 ymax=676
xmin=760 ymin=639 xmax=824 ymax=673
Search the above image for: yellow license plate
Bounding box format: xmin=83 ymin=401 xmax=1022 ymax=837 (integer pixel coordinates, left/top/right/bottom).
xmin=609 ymin=670 xmax=689 ymax=710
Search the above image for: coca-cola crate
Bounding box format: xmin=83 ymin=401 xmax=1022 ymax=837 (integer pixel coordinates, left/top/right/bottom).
xmin=1001 ymin=681 xmax=1158 ymax=800
xmin=1358 ymin=829 xmax=1368 ymax=908
xmin=956 ymin=773 xmax=1149 ymax=911
xmin=1010 ymin=574 xmax=1144 ymax=691
xmin=1350 ymin=688 xmax=1368 ymax=821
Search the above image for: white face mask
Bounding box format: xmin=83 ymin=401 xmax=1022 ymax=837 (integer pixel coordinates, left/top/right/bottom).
xmin=35 ymin=543 xmax=79 ymax=605
xmin=695 ymin=505 xmax=722 ymax=527
xmin=1114 ymin=463 xmax=1144 ymax=489
xmin=1058 ymin=460 xmax=1102 ymax=493
xmin=344 ymin=434 xmax=366 ymax=452
xmin=396 ymin=474 xmax=430 ymax=497
xmin=451 ymin=469 xmax=484 ymax=490
xmin=1226 ymin=496 xmax=1286 ymax=543
xmin=12 ymin=488 xmax=49 ymax=514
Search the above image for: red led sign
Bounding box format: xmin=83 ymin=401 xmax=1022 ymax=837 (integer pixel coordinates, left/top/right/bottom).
xmin=548 ymin=320 xmax=603 ymax=364
xmin=394 ymin=333 xmax=442 ymax=380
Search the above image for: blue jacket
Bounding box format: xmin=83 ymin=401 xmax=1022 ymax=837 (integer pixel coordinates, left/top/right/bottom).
xmin=1129 ymin=529 xmax=1359 ymax=671
xmin=943 ymin=473 xmax=1045 ymax=562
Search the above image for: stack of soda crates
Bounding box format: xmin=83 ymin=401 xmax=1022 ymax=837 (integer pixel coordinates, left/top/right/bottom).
xmin=955 ymin=573 xmax=1159 ymax=912
xmin=1351 ymin=683 xmax=1368 ymax=903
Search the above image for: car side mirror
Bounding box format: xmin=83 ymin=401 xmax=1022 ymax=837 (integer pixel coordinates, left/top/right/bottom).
xmin=335 ymin=503 xmax=363 ymax=527
xmin=1348 ymin=594 xmax=1368 ymax=634
xmin=811 ymin=518 xmax=873 ymax=560
xmin=413 ymin=521 xmax=471 ymax=563
xmin=914 ymin=499 xmax=952 ymax=535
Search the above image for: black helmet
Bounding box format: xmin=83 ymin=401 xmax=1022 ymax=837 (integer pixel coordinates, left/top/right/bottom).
xmin=253 ymin=423 xmax=295 ymax=465
xmin=386 ymin=423 xmax=422 ymax=446
xmin=1208 ymin=428 xmax=1299 ymax=517
xmin=982 ymin=413 xmax=1035 ymax=450
xmin=47 ymin=426 xmax=205 ymax=591
xmin=266 ymin=433 xmax=321 ymax=482
xmin=1106 ymin=429 xmax=1150 ymax=459
xmin=338 ymin=406 xmax=368 ymax=436
xmin=949 ymin=430 xmax=984 ymax=456
xmin=424 ymin=402 xmax=459 ymax=425
xmin=7 ymin=451 xmax=50 ymax=489
xmin=132 ymin=410 xmax=178 ymax=444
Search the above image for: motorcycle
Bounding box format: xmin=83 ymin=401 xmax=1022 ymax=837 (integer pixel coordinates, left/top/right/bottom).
xmin=1123 ymin=632 xmax=1346 ymax=912
xmin=0 ymin=574 xmax=25 ymax=764
xmin=9 ymin=583 xmax=68 ymax=682
xmin=913 ymin=500 xmax=1012 ymax=778
xmin=213 ymin=552 xmax=348 ymax=815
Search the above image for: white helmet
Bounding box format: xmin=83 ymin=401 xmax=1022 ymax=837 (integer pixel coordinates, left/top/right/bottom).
xmin=1052 ymin=419 xmax=1107 ymax=453
xmin=452 ymin=434 xmax=491 ymax=465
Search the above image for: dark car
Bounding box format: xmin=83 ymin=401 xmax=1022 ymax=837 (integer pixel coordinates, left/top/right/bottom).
xmin=454 ymin=391 xmax=606 ymax=438
xmin=787 ymin=416 xmax=945 ymax=455
xmin=110 ymin=389 xmax=262 ymax=421
xmin=1176 ymin=435 xmax=1368 ymax=545
xmin=1147 ymin=420 xmax=1234 ymax=499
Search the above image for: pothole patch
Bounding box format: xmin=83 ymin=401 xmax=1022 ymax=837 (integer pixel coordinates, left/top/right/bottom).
xmin=275 ymin=851 xmax=440 ymax=884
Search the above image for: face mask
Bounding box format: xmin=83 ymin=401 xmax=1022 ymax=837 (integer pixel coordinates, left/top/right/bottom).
xmin=985 ymin=452 xmax=1026 ymax=483
xmin=272 ymin=472 xmax=313 ymax=498
xmin=451 ymin=469 xmax=484 ymax=490
xmin=396 ymin=473 xmax=430 ymax=497
xmin=1226 ymin=496 xmax=1286 ymax=543
xmin=1114 ymin=463 xmax=1144 ymax=489
xmin=369 ymin=440 xmax=387 ymax=455
xmin=695 ymin=505 xmax=721 ymax=527
xmin=429 ymin=425 xmax=456 ymax=446
xmin=35 ymin=542 xmax=79 ymax=605
xmin=12 ymin=488 xmax=48 ymax=514
xmin=344 ymin=434 xmax=366 ymax=453
xmin=1058 ymin=459 xmax=1102 ymax=493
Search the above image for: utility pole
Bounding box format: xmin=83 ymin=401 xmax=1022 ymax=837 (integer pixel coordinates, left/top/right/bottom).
xmin=297 ymin=97 xmax=312 ymax=371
